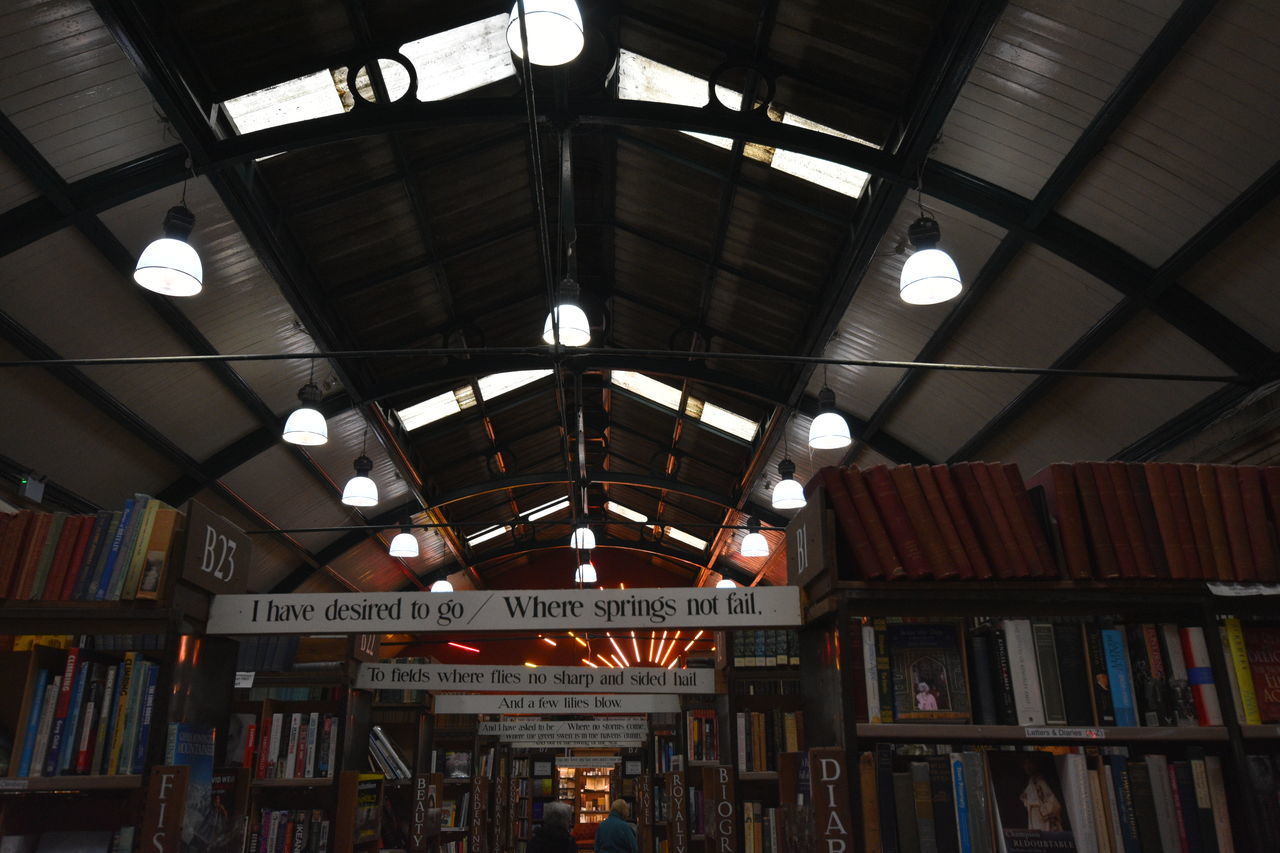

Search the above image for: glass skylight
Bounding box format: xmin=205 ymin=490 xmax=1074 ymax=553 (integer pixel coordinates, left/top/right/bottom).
xmin=605 ymin=501 xmax=648 ymax=523
xmin=665 ymin=527 xmax=707 ymax=551
xmin=477 ymin=369 xmax=553 ymax=401
xmin=467 ymin=524 xmax=509 ymax=546
xmin=223 ymin=71 xmax=346 ymax=135
xmin=523 ymin=497 xmax=570 ymax=521
xmin=612 ymin=370 xmax=684 ymax=411
xmin=396 ymin=387 xmax=477 ymax=431
xmin=400 ymin=13 xmax=514 ymax=101
xmin=612 ymin=370 xmax=760 ymax=442
xmin=694 ymin=400 xmax=759 ymax=442
xmin=771 ymin=113 xmax=872 ymax=198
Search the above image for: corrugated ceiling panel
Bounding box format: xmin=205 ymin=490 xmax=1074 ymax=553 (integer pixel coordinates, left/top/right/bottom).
xmin=719 ymin=182 xmax=839 ymax=303
xmin=1183 ymin=197 xmax=1280 ymax=350
xmin=98 ymin=178 xmax=335 ymax=420
xmin=328 ymin=537 xmax=410 ymax=592
xmin=612 ymin=232 xmax=703 ymax=350
xmin=705 ymin=271 xmax=807 ymax=358
xmin=0 ymin=0 xmax=170 ymax=181
xmin=0 ymin=339 xmax=181 ymax=508
xmin=615 ymin=136 xmax=725 ymax=259
xmin=188 ymin=488 xmax=300 ymax=593
xmin=815 ymin=196 xmax=1007 ymax=418
xmin=0 ymin=151 xmax=38 ymax=211
xmin=980 ymin=311 xmax=1232 ymax=468
xmin=886 ymin=245 xmax=1123 ymax=460
xmin=0 ymin=228 xmax=259 ymax=461
xmin=291 ymin=181 xmax=426 ymax=290
xmin=936 ymin=0 xmax=1177 ymax=199
xmin=293 ymin=572 xmax=350 ymax=593
xmin=220 ymin=443 xmax=356 ymax=554
xmin=1057 ymin=0 xmax=1280 ymax=266
xmin=304 ymin=408 xmax=413 ymax=508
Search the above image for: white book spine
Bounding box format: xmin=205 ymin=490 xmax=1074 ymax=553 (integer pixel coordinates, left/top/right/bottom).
xmin=1181 ymin=627 xmax=1224 ymax=725
xmin=1001 ymin=619 xmax=1044 ymax=725
xmin=1056 ymin=753 xmax=1096 ymax=853
xmin=305 ymin=711 xmax=319 ymax=778
xmin=1088 ymin=769 xmax=1114 ymax=853
xmin=863 ymin=624 xmax=880 ymax=723
xmin=30 ymin=678 xmax=61 ymax=778
xmin=1204 ymin=756 xmax=1236 ymax=853
xmin=325 ymin=714 xmax=338 ymax=778
xmin=1101 ymin=764 xmax=1125 ymax=853
xmin=1143 ymin=755 xmax=1178 ymax=853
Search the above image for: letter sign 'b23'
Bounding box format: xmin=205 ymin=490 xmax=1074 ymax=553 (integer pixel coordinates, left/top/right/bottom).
xmin=180 ymin=501 xmax=250 ymax=594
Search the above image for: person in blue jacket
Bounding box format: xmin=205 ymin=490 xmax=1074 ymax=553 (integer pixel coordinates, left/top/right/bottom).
xmin=594 ymin=799 xmax=638 ymax=853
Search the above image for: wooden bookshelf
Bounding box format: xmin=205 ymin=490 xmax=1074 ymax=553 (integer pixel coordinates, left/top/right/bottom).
xmin=855 ymin=723 xmax=1232 ymax=742
xmin=0 ymin=775 xmax=144 ymax=792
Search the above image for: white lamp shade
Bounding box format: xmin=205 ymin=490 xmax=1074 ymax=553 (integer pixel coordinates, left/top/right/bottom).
xmin=542 ymin=303 xmax=591 ymax=346
xmin=900 ymin=248 xmax=961 ymax=305
xmin=341 ymin=475 xmax=378 ymax=507
xmin=430 ymin=579 xmax=454 ymax=592
xmin=134 ymin=237 xmax=203 ymax=296
xmin=575 ymin=562 xmax=597 ymax=583
xmin=809 ymin=410 xmax=852 ymax=450
xmin=772 ymin=477 xmax=807 ymax=510
xmin=507 ymin=0 xmax=584 ymax=66
xmin=570 ymin=526 xmax=596 ymax=550
xmin=389 ymin=531 xmax=419 ymax=558
xmin=715 ymin=578 xmax=736 ymax=589
xmin=282 ymin=405 xmax=328 ymax=445
xmin=740 ymin=531 xmax=769 ymax=558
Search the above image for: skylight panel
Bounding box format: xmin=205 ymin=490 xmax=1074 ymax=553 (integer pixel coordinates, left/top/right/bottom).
xmin=467 ymin=525 xmax=509 ymax=546
xmin=665 ymin=527 xmax=707 ymax=551
xmin=477 ymin=369 xmax=553 ymax=401
xmin=771 ymin=112 xmax=873 ymax=198
xmin=617 ymin=50 xmax=732 ymax=149
xmin=612 ymin=370 xmax=684 ymax=411
xmin=524 ymin=497 xmax=571 ymax=521
xmin=396 ymin=386 xmax=478 ymax=431
xmin=606 ymin=502 xmax=648 ymax=523
xmin=695 ymin=399 xmax=759 ymax=441
xmin=399 ymin=13 xmax=514 ymax=101
xmin=223 ymin=71 xmax=346 ymax=134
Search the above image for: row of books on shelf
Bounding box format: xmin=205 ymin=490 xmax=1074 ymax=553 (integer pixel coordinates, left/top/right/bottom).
xmin=653 ymin=731 xmax=678 ymax=774
xmin=0 ymin=497 xmax=181 ymax=602
xmin=442 ymin=793 xmax=471 ymax=827
xmin=0 ymin=829 xmax=136 ymax=853
xmin=735 ymin=709 xmax=805 ymax=772
xmin=730 ymin=629 xmax=801 ymax=668
xmin=228 ymin=711 xmax=340 ymax=779
xmin=367 ymin=725 xmax=412 ymax=780
xmin=858 ymin=743 xmax=1246 ymax=853
xmin=248 ymin=808 xmax=331 ymax=853
xmin=686 ymin=709 xmax=719 ymax=762
xmin=7 ymin=648 xmax=158 ymax=778
xmin=236 ymin=637 xmax=302 ymax=673
xmin=854 ymin=616 xmax=1280 ymax=728
xmin=740 ymin=801 xmax=803 ymax=853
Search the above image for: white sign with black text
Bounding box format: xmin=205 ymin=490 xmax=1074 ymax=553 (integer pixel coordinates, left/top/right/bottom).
xmin=434 ymin=693 xmax=681 ymax=714
xmin=481 ymin=718 xmax=647 ymax=745
xmin=207 ymin=587 xmax=801 ymax=634
xmin=355 ymin=663 xmax=715 ymax=693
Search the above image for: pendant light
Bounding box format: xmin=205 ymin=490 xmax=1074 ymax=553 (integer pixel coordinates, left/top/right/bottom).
xmin=900 ymin=215 xmax=961 ymax=305
xmin=740 ymin=518 xmax=769 ymax=557
xmin=715 ymin=578 xmax=737 ymax=589
xmin=430 ymin=579 xmax=454 ymax=592
xmin=808 ymin=365 xmax=851 ymax=450
xmin=772 ymin=423 xmax=806 ymax=510
xmin=388 ymin=525 xmax=419 ymax=558
xmin=283 ymin=358 xmax=328 ymax=446
xmin=575 ymin=561 xmax=597 ymax=584
xmin=542 ymin=275 xmax=591 ymax=346
xmin=570 ymin=525 xmax=595 ymax=550
xmin=340 ymin=428 xmax=378 ymax=507
xmin=134 ymin=204 xmax=202 ymax=297
xmin=506 ymin=0 xmax=584 ymax=67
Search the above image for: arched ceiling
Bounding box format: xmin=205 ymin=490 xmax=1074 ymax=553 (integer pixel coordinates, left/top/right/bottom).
xmin=1 ymin=0 xmax=1278 ymax=595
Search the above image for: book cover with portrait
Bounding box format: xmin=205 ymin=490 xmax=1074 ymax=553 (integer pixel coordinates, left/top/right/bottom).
xmin=887 ymin=620 xmax=970 ymax=722
xmin=987 ymin=750 xmax=1077 ymax=853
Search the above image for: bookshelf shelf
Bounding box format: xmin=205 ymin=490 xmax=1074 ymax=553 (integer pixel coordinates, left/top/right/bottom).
xmin=855 ymin=724 xmax=1232 ymax=742
xmin=0 ymin=775 xmax=144 ymax=792
xmin=251 ymin=777 xmax=338 ymax=788
xmin=736 ymin=771 xmax=779 ymax=781
xmin=1240 ymin=724 xmax=1280 ymax=739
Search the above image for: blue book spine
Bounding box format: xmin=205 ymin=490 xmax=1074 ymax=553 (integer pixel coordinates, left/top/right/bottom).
xmin=131 ymin=663 xmax=159 ymax=774
xmin=951 ymin=755 xmax=971 ymax=853
xmin=1101 ymin=628 xmax=1138 ymax=726
xmin=1108 ymin=756 xmax=1142 ymax=853
xmin=95 ymin=500 xmax=134 ymax=601
xmin=17 ymin=669 xmax=50 ymax=777
xmin=55 ymin=660 xmax=90 ymax=774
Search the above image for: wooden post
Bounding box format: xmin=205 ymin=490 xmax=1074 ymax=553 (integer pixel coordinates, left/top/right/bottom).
xmin=810 ymin=747 xmax=854 ymax=853
xmin=469 ymin=775 xmax=490 ymax=853
xmin=636 ymin=773 xmax=653 ymax=853
xmin=667 ymin=769 xmax=689 ymax=853
xmin=140 ymin=766 xmax=189 ymax=853
xmin=703 ymin=765 xmax=738 ymax=852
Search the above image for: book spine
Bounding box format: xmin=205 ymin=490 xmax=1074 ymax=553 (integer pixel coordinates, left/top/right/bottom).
xmin=1002 ymin=619 xmax=1044 ymax=725
xmin=1004 ymin=462 xmax=1057 ymax=577
xmin=90 ymin=664 xmax=118 ymax=774
xmin=1236 ymin=467 xmax=1276 ymax=582
xmin=933 ymin=464 xmax=994 ymax=578
xmin=1102 ymin=628 xmax=1139 ymax=727
xmin=1203 ymin=757 xmax=1235 ymax=853
xmin=820 ymin=467 xmax=885 ymax=580
xmin=1214 ymin=466 xmax=1256 ymax=582
xmin=1032 ymin=621 xmax=1068 ymax=726
xmin=131 ymin=664 xmax=159 ymax=774
xmin=17 ymin=668 xmax=50 ymax=776
xmin=874 ymin=618 xmax=894 ymax=723
xmin=990 ymin=626 xmax=1020 ymax=726
xmin=863 ymin=623 xmax=881 ymax=723
xmin=58 ymin=659 xmax=91 ymax=774
xmin=1161 ymin=463 xmax=1203 ymax=580
xmin=843 ymin=467 xmax=905 ymax=579
xmin=1126 ymin=463 xmax=1169 ymax=578
xmin=1144 ymin=755 xmax=1179 ymax=853
xmin=890 ymin=465 xmax=958 ymax=579
xmin=1107 ymin=462 xmax=1155 ymax=579
xmin=952 ymin=462 xmax=1014 ymax=579
xmin=859 ymin=752 xmax=882 ymax=853
xmin=875 ymin=743 xmax=899 ymax=853
xmin=1124 ymin=760 xmax=1162 ymax=853
xmin=1158 ymin=623 xmax=1198 ymax=727
xmin=915 ymin=465 xmax=973 ymax=579
xmin=967 ymin=629 xmax=999 ymax=726
xmin=30 ymin=677 xmax=62 ymax=777
xmin=1222 ymin=617 xmax=1261 ymax=724
xmin=1179 ymin=627 xmax=1223 ymax=726
xmin=306 ymin=711 xmax=320 ymax=777
xmin=1144 ymin=463 xmax=1187 ymax=580
xmin=1058 ymin=753 xmax=1096 ymax=853
xmin=1046 ymin=463 xmax=1093 ymax=579
xmin=1054 ymin=622 xmax=1095 ymax=727
xmin=950 ymin=754 xmax=971 ymax=853
xmin=910 ymin=761 xmax=938 ymax=853
xmin=866 ymin=465 xmax=932 ymax=579
xmin=974 ymin=463 xmax=1030 ymax=577
xmin=1073 ymin=462 xmax=1121 ymax=579
xmin=1108 ymin=756 xmax=1142 ymax=853
xmin=96 ymin=500 xmax=135 ymax=601
xmin=44 ymin=647 xmax=81 ymax=776
xmin=1187 ymin=751 xmax=1220 ymax=853
xmin=1195 ymin=465 xmax=1235 ymax=581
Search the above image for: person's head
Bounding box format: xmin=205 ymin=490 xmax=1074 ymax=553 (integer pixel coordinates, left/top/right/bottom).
xmin=544 ymin=801 xmax=574 ymax=830
xmin=917 ymin=682 xmax=930 ymax=692
xmin=610 ymin=799 xmax=631 ymax=820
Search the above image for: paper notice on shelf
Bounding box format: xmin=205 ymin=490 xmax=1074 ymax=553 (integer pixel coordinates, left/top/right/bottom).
xmin=1206 ymin=582 xmax=1280 ymax=596
xmin=1024 ymin=727 xmax=1106 ymax=739
xmin=234 ymin=671 xmax=255 ymax=688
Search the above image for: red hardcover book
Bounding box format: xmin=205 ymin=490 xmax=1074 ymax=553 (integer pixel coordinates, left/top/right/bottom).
xmin=842 ymin=468 xmax=905 ymax=580
xmin=256 ymin=715 xmax=273 ymax=779
xmin=1088 ymin=462 xmax=1137 ymax=579
xmin=1176 ymin=464 xmax=1215 ymax=580
xmin=1106 ymin=462 xmax=1156 ymax=579
xmin=1159 ymin=463 xmax=1202 ymax=580
xmin=1262 ymin=467 xmax=1280 ymax=572
xmin=1003 ymin=463 xmax=1057 ymax=578
xmin=0 ymin=510 xmax=34 ymax=598
xmin=56 ymin=515 xmax=96 ymax=601
xmin=244 ymin=722 xmax=258 ymax=769
xmin=1071 ymin=463 xmax=1121 ymax=580
xmin=930 ymin=465 xmax=993 ymax=579
xmin=977 ymin=463 xmax=1033 ymax=578
xmin=864 ymin=465 xmax=931 ymax=580
xmin=1234 ymin=467 xmax=1275 ymax=583
xmin=914 ymin=465 xmax=974 ymax=579
xmin=888 ymin=465 xmax=956 ymax=579
xmin=12 ymin=511 xmax=53 ymax=600
xmin=953 ymin=462 xmax=1016 ymax=579
xmin=1180 ymin=627 xmax=1223 ymax=726
xmin=1195 ymin=464 xmax=1236 ymax=581
xmin=40 ymin=515 xmax=85 ymax=601
xmin=1243 ymin=627 xmax=1280 ymax=722
xmin=1026 ymin=464 xmax=1092 ymax=580
xmin=1214 ymin=465 xmax=1257 ymax=582
xmin=819 ymin=467 xmax=884 ymax=581
xmin=1143 ymin=463 xmax=1188 ymax=580
xmin=1126 ymin=463 xmax=1169 ymax=578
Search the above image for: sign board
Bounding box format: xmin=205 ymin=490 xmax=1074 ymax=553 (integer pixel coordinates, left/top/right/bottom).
xmin=704 ymin=766 xmax=738 ymax=852
xmin=625 ymin=760 xmax=643 ymax=777
xmin=182 ymin=501 xmax=250 ymax=594
xmin=810 ymin=748 xmax=854 ymax=852
xmin=637 ymin=774 xmax=654 ymax=851
xmin=408 ymin=773 xmax=440 ymax=853
xmin=556 ymin=756 xmax=623 ymax=768
xmin=668 ymin=770 xmax=689 ymax=853
xmin=787 ymin=500 xmax=834 ymax=595
xmin=351 ymin=633 xmax=380 ymax=662
xmin=533 ymin=761 xmax=552 ymax=777
xmin=140 ymin=765 xmax=189 ymax=853
xmin=469 ymin=776 xmax=489 ymax=853
xmin=356 ymin=663 xmax=715 ymax=693
xmin=207 ymin=587 xmax=801 ymax=634
xmin=480 ymin=718 xmax=647 ymax=744
xmin=434 ymin=693 xmax=682 ymax=714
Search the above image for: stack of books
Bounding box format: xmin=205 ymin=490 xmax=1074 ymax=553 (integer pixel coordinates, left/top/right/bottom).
xmin=250 ymin=711 xmax=340 ymax=779
xmin=730 ymin=629 xmax=801 ymax=668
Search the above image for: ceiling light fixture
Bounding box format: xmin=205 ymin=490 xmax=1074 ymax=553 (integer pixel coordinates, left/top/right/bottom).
xmin=772 ymin=458 xmax=806 ymax=510
xmin=575 ymin=561 xmax=597 ymax=583
xmin=809 ymin=366 xmax=852 ymax=450
xmin=388 ymin=525 xmax=419 ymax=558
xmin=900 ymin=215 xmax=961 ymax=305
xmin=542 ymin=275 xmax=591 ymax=346
xmin=740 ymin=517 xmax=769 ymax=558
xmin=283 ymin=359 xmax=328 ymax=445
xmin=716 ymin=578 xmax=737 ymax=588
xmin=569 ymin=525 xmax=595 ymax=550
xmin=506 ymin=0 xmax=584 ymax=67
xmin=134 ymin=203 xmax=203 ymax=297
xmin=430 ymin=579 xmax=454 ymax=592
xmin=341 ymin=427 xmax=378 ymax=507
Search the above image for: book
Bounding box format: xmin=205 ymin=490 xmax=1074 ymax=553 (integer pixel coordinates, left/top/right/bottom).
xmin=886 ymin=621 xmax=970 ymax=723
xmin=1243 ymin=626 xmax=1280 ymax=722
xmin=166 ymin=723 xmax=216 ymax=847
xmin=1179 ymin=627 xmax=1223 ymax=726
xmin=1100 ymin=628 xmax=1138 ymax=727
xmin=1222 ymin=617 xmax=1261 ymax=724
xmin=1031 ymin=622 xmax=1068 ymax=726
xmin=1001 ymin=619 xmax=1044 ymax=726
xmin=135 ymin=505 xmax=180 ymax=600
xmin=987 ymin=750 xmax=1076 ymax=853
